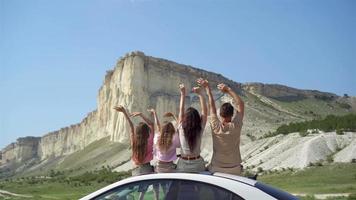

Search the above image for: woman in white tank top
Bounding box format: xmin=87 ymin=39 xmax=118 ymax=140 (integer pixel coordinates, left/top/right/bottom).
xmin=175 ymin=82 xmax=208 ymax=173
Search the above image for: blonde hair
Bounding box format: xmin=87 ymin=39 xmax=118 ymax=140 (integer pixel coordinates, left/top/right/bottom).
xmin=158 ymin=122 xmax=176 ymax=152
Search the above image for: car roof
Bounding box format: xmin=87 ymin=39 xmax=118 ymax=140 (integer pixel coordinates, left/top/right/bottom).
xmin=80 ymin=173 xmax=273 ymax=200
xmin=212 ymin=172 xmax=257 ymax=186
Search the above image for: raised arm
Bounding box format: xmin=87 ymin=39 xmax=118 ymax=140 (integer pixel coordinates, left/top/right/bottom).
xmin=148 ymin=108 xmax=161 ymax=133
xmin=192 ymin=86 xmax=208 ymax=126
xmin=217 ymin=83 xmax=245 ymax=119
xmin=130 ymin=112 xmax=155 ymax=132
xmin=197 ymin=78 xmax=217 ymax=116
xmin=114 ymin=106 xmax=134 ymax=138
xmin=178 ymin=83 xmax=185 ymax=124
xmin=163 ymin=112 xmax=178 ymax=122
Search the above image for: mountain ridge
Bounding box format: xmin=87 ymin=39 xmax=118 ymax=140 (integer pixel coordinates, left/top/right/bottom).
xmin=1 ymin=51 xmax=354 ymax=178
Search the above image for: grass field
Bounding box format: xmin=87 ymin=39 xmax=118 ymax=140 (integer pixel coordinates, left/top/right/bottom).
xmin=259 ymin=163 xmax=356 ymax=199
xmin=0 ymin=181 xmax=107 ymax=200
xmin=1 ymin=163 xmax=356 ymax=199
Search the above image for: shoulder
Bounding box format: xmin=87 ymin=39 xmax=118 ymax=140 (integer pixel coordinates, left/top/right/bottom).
xmin=232 ymin=111 xmax=243 ymax=127
xmin=208 ymin=114 xmax=220 ymax=122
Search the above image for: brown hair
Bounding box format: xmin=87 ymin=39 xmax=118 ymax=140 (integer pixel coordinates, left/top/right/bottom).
xmin=220 ymin=102 xmax=234 ymax=118
xmin=158 ymin=122 xmax=176 ymax=152
xmin=132 ymin=122 xmax=150 ymax=163
xmin=182 ymin=107 xmax=202 ymax=151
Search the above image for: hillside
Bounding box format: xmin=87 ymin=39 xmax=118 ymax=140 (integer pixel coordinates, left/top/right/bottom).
xmin=1 ymin=51 xmax=355 ymax=178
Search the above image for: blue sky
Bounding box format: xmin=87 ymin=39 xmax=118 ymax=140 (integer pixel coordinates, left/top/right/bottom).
xmin=0 ymin=0 xmax=355 ymax=148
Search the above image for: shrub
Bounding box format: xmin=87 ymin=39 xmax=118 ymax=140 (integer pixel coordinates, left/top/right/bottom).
xmin=273 ymin=114 xmax=356 ymax=137
xmin=336 ymin=129 xmax=344 ymax=135
xmin=348 ymin=193 xmax=356 ymax=200
xmin=326 ymin=155 xmax=334 ymax=163
xmin=299 ymin=130 xmax=309 ymax=137
xmin=257 ymin=167 xmax=264 ymax=173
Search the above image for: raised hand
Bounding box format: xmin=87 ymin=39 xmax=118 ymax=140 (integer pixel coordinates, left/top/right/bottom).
xmin=179 ymin=83 xmax=185 ymax=94
xmin=163 ymin=112 xmax=174 ymax=118
xmin=163 ymin=112 xmax=178 ymax=122
xmin=197 ymin=78 xmax=209 ymax=88
xmin=217 ymin=83 xmax=231 ymax=93
xmin=192 ymin=86 xmax=202 ymax=94
xmin=130 ymin=112 xmax=142 ymax=117
xmin=114 ymin=106 xmax=134 ymax=133
xmin=113 ymin=106 xmax=126 ymax=113
xmin=147 ymin=108 xmax=155 ymax=115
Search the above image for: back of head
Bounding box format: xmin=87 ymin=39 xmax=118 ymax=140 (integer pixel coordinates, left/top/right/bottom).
xmin=182 ymin=107 xmax=202 ymax=152
xmin=158 ymin=122 xmax=175 ymax=152
xmin=133 ymin=122 xmax=150 ymax=163
xmin=220 ymin=102 xmax=234 ymax=118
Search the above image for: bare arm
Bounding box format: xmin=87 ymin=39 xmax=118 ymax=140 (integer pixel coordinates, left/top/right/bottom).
xmin=217 ymin=83 xmax=245 ymax=119
xmin=198 ymin=78 xmax=216 ymax=116
xmin=163 ymin=112 xmax=178 ymax=122
xmin=148 ymin=109 xmax=161 ymax=133
xmin=114 ymin=106 xmax=134 ymax=140
xmin=192 ymin=86 xmax=208 ymax=126
xmin=178 ymin=83 xmax=185 ymax=124
xmin=130 ymin=112 xmax=155 ymax=133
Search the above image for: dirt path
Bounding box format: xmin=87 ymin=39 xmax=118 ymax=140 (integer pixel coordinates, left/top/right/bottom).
xmin=296 ymin=193 xmax=350 ymax=199
xmin=0 ymin=189 xmax=32 ymax=198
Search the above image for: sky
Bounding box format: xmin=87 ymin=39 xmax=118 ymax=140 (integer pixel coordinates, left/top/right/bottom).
xmin=0 ymin=0 xmax=355 ymax=149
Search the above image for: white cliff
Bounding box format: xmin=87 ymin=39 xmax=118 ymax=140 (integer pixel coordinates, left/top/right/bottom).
xmin=1 ymin=51 xmax=355 ymax=176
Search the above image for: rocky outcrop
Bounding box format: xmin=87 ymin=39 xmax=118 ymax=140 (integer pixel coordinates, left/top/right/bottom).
xmin=241 ymin=132 xmax=356 ymax=171
xmin=1 ymin=51 xmax=242 ymax=168
xmin=1 ymin=137 xmax=40 ymax=164
xmin=1 ymin=51 xmax=354 ymax=175
xmin=243 ymin=83 xmax=337 ymax=102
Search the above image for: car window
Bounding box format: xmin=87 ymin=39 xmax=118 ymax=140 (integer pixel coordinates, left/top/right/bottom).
xmin=93 ymin=179 xmax=244 ymax=200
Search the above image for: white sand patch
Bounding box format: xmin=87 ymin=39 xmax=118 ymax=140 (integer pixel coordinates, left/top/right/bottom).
xmin=241 ymin=132 xmax=356 ymax=171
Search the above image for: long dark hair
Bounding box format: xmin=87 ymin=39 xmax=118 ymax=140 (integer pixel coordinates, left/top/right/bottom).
xmin=182 ymin=107 xmax=202 ymax=151
xmin=158 ymin=122 xmax=176 ymax=152
xmin=132 ymin=122 xmax=150 ymax=163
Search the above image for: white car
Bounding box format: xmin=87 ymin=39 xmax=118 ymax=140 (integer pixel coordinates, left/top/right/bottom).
xmin=80 ymin=172 xmax=298 ymax=200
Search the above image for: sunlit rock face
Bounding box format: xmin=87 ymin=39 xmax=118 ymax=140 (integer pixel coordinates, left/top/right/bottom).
xmin=1 ymin=51 xmax=241 ymax=165
xmin=1 ymin=137 xmax=40 ymax=164
xmin=1 ymin=51 xmax=354 ymax=174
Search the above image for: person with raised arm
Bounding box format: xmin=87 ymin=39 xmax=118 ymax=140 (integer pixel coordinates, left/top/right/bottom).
xmin=176 ymin=83 xmax=208 ymax=173
xmin=148 ymin=108 xmax=180 ymax=173
xmin=197 ymin=78 xmax=245 ymax=175
xmin=113 ymin=106 xmax=158 ymax=200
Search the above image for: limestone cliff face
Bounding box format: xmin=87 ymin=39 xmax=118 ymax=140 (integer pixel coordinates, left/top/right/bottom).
xmin=1 ymin=51 xmax=240 ymax=166
xmin=1 ymin=137 xmax=40 ymax=164
xmin=99 ymin=52 xmax=241 ymax=144
xmin=1 ymin=51 xmax=354 ymax=173
xmin=38 ymin=110 xmax=100 ymax=159
xmin=243 ymin=83 xmax=337 ymax=102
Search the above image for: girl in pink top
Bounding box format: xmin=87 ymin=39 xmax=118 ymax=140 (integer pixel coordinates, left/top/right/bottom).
xmin=114 ymin=106 xmax=159 ymax=200
xmin=149 ymin=109 xmax=180 ymax=173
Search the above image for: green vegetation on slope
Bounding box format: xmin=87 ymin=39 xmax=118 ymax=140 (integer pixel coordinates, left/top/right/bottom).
xmin=14 ymin=137 xmax=130 ymax=179
xmin=264 ymin=114 xmax=356 ymax=137
xmin=273 ymin=98 xmax=351 ymax=119
xmin=58 ymin=136 xmax=129 ymax=172
xmin=0 ymin=167 xmax=131 ymax=200
xmin=260 ymin=163 xmax=356 ymax=194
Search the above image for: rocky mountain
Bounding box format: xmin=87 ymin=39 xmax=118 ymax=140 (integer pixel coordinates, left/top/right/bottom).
xmin=1 ymin=51 xmax=355 ymax=178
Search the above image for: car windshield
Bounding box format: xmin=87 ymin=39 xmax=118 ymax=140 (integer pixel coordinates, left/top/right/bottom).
xmin=93 ymin=179 xmax=244 ymax=200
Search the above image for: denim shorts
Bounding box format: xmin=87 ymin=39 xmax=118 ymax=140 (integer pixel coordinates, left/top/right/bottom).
xmin=132 ymin=163 xmax=154 ymax=176
xmin=176 ymin=157 xmax=206 ymax=173
xmin=155 ymin=161 xmax=177 ymax=173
